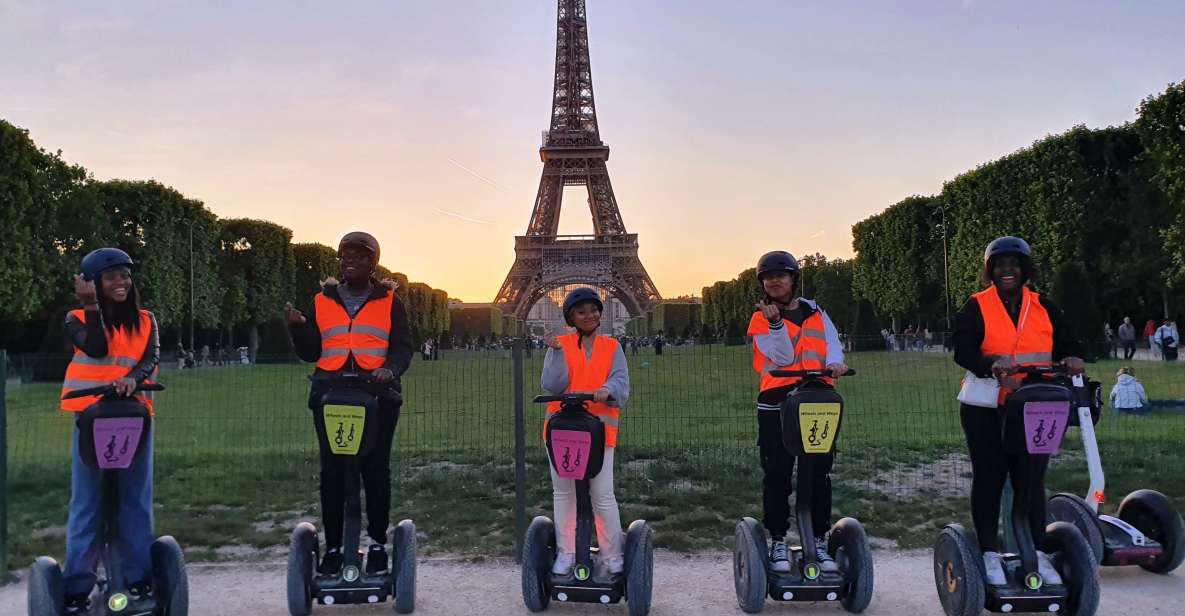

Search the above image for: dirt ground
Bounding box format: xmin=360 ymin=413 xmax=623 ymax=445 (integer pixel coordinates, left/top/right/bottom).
xmin=2 ymin=549 xmax=1182 ymax=615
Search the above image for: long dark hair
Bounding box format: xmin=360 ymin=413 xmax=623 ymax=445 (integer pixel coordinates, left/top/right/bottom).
xmin=97 ymin=276 xmax=143 ymax=334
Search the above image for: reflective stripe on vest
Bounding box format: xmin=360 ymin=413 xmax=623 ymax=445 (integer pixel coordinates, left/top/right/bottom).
xmin=60 ymin=309 xmax=155 ymax=413
xmin=315 ymin=291 xmax=394 ymax=371
xmin=750 ymin=310 xmax=834 ymax=392
xmin=545 ymin=333 xmax=623 ymax=447
xmin=973 ymin=286 xmax=1054 ymax=404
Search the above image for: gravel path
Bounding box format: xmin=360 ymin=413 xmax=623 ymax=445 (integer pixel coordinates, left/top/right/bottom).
xmin=3 ymin=550 xmax=1182 ymax=615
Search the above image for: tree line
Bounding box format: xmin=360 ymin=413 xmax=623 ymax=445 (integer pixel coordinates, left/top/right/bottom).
xmin=703 ymin=80 xmax=1185 ymax=349
xmin=0 ymin=119 xmax=449 ymax=356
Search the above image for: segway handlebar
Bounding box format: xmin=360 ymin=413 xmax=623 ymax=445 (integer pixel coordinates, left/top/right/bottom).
xmin=532 ymin=393 xmax=617 ymax=404
xmin=307 ymin=371 xmax=380 ymax=385
xmin=1002 ymin=363 xmax=1083 ymax=377
xmin=61 ymin=383 xmax=166 ymax=400
xmin=768 ymin=368 xmax=856 ymax=378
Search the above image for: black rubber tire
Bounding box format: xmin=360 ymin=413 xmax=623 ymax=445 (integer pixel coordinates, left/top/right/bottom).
xmin=625 ymin=520 xmax=653 ymax=616
xmin=830 ymin=517 xmax=874 ymax=613
xmin=27 ymin=556 xmax=64 ymax=616
xmin=151 ymin=536 xmax=189 ymax=616
xmin=1118 ymin=489 xmax=1185 ymax=574
xmin=1045 ymin=521 xmax=1100 ymax=616
xmin=733 ymin=517 xmax=767 ymax=614
xmin=932 ymin=525 xmax=984 ymax=616
xmin=287 ymin=522 xmax=318 ymax=616
xmin=521 ymin=516 xmax=555 ymax=612
xmin=392 ymin=519 xmax=417 ymax=614
xmin=1048 ymin=493 xmax=1104 ymax=565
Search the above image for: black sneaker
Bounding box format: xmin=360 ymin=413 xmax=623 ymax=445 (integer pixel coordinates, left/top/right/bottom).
xmin=64 ymin=594 xmax=90 ymax=615
xmin=319 ymin=548 xmax=344 ymax=575
xmin=366 ymin=544 xmax=389 ymax=575
xmin=128 ymin=581 xmax=154 ymax=600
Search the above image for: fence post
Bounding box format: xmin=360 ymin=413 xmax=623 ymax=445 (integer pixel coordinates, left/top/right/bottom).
xmin=0 ymin=349 xmax=9 ymax=582
xmin=513 ymin=340 xmax=526 ymax=563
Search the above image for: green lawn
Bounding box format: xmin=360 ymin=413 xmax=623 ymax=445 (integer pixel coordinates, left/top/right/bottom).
xmin=4 ymin=346 xmax=1184 ymax=567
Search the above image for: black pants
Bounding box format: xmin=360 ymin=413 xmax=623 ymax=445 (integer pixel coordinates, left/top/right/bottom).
xmin=1122 ymin=341 xmax=1136 ymax=360
xmin=313 ymin=399 xmax=401 ymax=550
xmin=960 ymin=404 xmax=1048 ymax=553
xmin=758 ymin=411 xmax=833 ymax=539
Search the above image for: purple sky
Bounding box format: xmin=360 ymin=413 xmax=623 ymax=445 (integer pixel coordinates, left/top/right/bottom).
xmin=3 ymin=0 xmax=1183 ymax=300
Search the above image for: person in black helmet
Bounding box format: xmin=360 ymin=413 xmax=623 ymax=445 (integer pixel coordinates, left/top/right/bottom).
xmin=540 ymin=287 xmax=631 ymax=577
xmin=747 ymin=250 xmax=849 ymax=574
xmin=952 ymin=235 xmax=1083 ymax=587
xmin=284 ymin=231 xmax=414 ymax=577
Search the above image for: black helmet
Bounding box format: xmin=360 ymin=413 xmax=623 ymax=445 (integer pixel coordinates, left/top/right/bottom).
xmin=338 ymin=231 xmax=380 ymax=262
xmin=756 ymin=251 xmax=799 ymax=281
xmin=80 ymin=248 xmax=134 ymax=281
xmin=562 ymin=287 xmax=604 ymax=326
xmin=983 ymin=236 xmax=1031 ymax=264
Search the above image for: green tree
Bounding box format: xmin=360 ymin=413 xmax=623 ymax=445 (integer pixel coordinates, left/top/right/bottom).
xmin=292 ymin=242 xmax=338 ymax=314
xmin=1136 ymin=80 xmax=1185 ymax=287
xmin=218 ymin=218 xmax=294 ymax=359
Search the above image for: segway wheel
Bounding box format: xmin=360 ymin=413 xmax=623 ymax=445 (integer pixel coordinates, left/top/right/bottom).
xmin=1048 ymin=493 xmax=1104 ymax=565
xmin=287 ymin=523 xmax=318 ymax=616
xmin=521 ymin=516 xmax=555 ymax=612
xmin=733 ymin=517 xmax=767 ymax=614
xmin=392 ymin=519 xmax=417 ymax=614
xmin=27 ymin=556 xmax=64 ymax=616
xmin=829 ymin=517 xmax=873 ymax=613
xmin=1117 ymin=489 xmax=1185 ymax=573
xmin=933 ymin=525 xmax=984 ymax=616
xmin=624 ymin=520 xmax=653 ymax=616
xmin=151 ymin=536 xmax=189 ymax=616
xmin=1045 ymin=521 xmax=1100 ymax=616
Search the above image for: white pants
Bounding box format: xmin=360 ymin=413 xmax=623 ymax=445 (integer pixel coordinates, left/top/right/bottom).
xmin=550 ymin=446 xmax=623 ymax=564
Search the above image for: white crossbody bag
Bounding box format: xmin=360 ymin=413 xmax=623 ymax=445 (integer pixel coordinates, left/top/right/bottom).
xmin=957 ymin=293 xmax=1032 ymax=408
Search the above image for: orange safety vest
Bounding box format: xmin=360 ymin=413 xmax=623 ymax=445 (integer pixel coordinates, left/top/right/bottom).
xmin=60 ymin=309 xmax=155 ymax=414
xmin=545 ymin=333 xmax=622 ymax=447
xmin=315 ymin=291 xmax=393 ymax=371
xmin=973 ymin=285 xmax=1053 ymax=404
xmin=749 ymin=309 xmax=833 ymax=391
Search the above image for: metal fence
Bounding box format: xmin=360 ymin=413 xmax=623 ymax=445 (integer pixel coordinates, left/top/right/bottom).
xmin=3 ymin=337 xmax=1184 ymax=574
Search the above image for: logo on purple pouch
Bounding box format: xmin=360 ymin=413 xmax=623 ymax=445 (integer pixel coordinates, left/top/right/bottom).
xmin=93 ymin=417 xmax=143 ymax=469
xmin=550 ymin=430 xmax=591 ymax=479
xmin=1022 ymin=401 xmax=1070 ymax=455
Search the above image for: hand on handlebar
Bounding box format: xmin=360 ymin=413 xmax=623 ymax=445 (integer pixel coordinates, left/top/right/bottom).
xmin=991 ymin=358 xmax=1019 ymax=380
xmin=592 ymin=387 xmax=611 ymax=404
xmin=370 ymin=368 xmax=394 ymax=384
xmin=825 ymin=363 xmax=849 ymax=378
xmin=112 ymin=377 xmax=137 ymax=397
xmin=1060 ymin=356 xmax=1085 ymax=375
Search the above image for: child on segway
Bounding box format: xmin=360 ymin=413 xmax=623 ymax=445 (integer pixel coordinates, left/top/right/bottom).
xmin=540 ymin=287 xmax=631 ymax=578
xmin=747 ymin=251 xmax=849 ymax=574
xmin=59 ymin=248 xmax=161 ymax=614
xmin=285 ymin=231 xmax=413 ymax=578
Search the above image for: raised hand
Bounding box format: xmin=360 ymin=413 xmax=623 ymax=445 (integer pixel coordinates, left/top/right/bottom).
xmin=74 ymin=274 xmax=98 ymax=306
xmin=283 ymin=302 xmax=307 ymax=325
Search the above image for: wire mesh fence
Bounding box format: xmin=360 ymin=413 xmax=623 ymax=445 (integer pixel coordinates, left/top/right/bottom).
xmin=3 ymin=336 xmax=1184 ymax=569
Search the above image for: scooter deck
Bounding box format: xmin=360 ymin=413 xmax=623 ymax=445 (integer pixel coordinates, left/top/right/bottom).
xmin=314 ymin=572 xmax=391 ymax=606
xmin=766 ymin=546 xmax=845 ymax=602
xmin=1100 ymin=517 xmax=1163 ymax=567
xmin=984 ymin=556 xmax=1067 ymax=613
xmin=550 ymin=571 xmax=624 ymax=604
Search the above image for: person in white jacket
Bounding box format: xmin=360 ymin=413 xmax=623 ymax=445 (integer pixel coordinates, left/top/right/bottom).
xmin=1110 ymin=367 xmax=1150 ymax=415
xmin=1153 ymin=319 xmax=1179 ymax=361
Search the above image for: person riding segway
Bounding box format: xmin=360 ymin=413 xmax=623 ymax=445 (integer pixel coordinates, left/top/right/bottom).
xmin=520 ymin=288 xmax=653 ymax=615
xmin=284 ymin=232 xmax=416 ymax=614
xmin=934 ymin=236 xmax=1100 ymax=616
xmin=27 ymin=248 xmax=188 ymax=616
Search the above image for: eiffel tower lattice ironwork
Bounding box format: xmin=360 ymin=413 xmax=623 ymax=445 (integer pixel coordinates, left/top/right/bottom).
xmin=493 ymin=0 xmax=661 ymax=320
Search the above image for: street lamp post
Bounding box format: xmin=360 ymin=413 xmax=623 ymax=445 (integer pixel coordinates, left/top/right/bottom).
xmin=189 ymin=222 xmax=195 ymax=351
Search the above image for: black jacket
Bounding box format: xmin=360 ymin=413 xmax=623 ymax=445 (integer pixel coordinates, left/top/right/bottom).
xmin=289 ymin=281 xmax=414 ymax=406
xmin=952 ymin=288 xmax=1080 ymax=378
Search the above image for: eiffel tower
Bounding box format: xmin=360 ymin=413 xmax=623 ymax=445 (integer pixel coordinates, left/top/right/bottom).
xmin=494 ymin=0 xmax=661 ymax=321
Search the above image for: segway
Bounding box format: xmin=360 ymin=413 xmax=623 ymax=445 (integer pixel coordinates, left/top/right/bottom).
xmin=1044 ymin=368 xmax=1185 ymax=573
xmin=521 ymin=393 xmax=653 ymax=616
xmin=29 ymin=383 xmax=188 ymax=616
xmin=934 ymin=365 xmax=1100 ymax=616
xmin=287 ymin=373 xmax=415 ymax=615
xmin=733 ymin=368 xmax=873 ymax=614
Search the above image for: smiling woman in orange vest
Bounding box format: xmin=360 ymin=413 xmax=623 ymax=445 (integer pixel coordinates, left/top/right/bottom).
xmin=952 ymin=236 xmax=1084 ymax=587
xmin=59 ymin=248 xmax=160 ymax=614
xmin=284 ymin=231 xmax=413 ymax=578
xmin=540 ymin=287 xmax=631 ymax=577
xmin=747 ymin=250 xmax=849 ymax=576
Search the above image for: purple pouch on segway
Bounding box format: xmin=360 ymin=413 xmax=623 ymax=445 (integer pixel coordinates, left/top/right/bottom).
xmin=549 ymin=430 xmax=592 ymax=480
xmin=1022 ymin=400 xmax=1070 ymax=455
xmin=92 ymin=417 xmax=144 ymax=470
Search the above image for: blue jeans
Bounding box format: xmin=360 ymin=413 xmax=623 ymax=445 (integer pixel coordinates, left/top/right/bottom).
xmin=64 ymin=425 xmax=155 ymax=597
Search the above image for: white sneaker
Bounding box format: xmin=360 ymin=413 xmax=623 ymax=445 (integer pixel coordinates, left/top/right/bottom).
xmin=605 ymin=556 xmax=624 ymax=575
xmin=770 ymin=540 xmax=791 ymax=573
xmin=1037 ymin=551 xmax=1063 ymax=585
xmin=815 ymin=539 xmax=839 ymax=573
xmin=983 ymin=551 xmax=1007 ymax=586
xmin=551 ymin=552 xmax=574 ymax=575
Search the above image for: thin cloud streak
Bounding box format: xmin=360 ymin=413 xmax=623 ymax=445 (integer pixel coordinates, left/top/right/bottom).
xmin=432 ymin=207 xmax=492 ymax=225
xmin=446 ymin=157 xmax=509 ymax=192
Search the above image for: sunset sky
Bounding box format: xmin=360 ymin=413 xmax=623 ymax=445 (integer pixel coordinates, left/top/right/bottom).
xmin=3 ymin=1 xmax=1183 ymax=301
